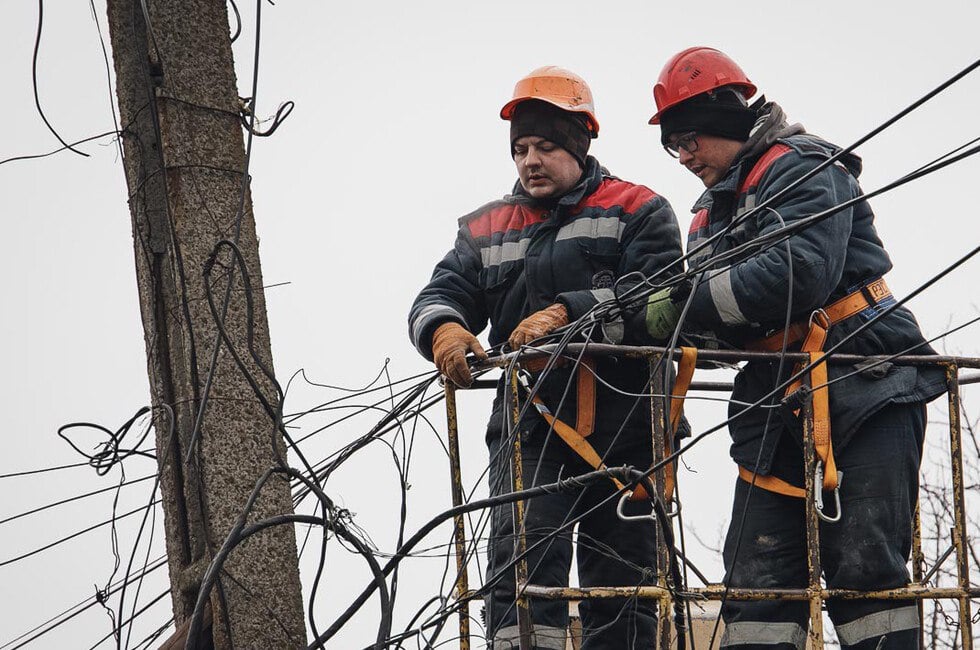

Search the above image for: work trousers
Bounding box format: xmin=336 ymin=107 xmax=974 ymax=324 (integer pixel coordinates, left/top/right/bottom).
xmin=721 ymin=401 xmax=925 ymax=649
xmin=484 ymin=431 xmax=658 ymax=650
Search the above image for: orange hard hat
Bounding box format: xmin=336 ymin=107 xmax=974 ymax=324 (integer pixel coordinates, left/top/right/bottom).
xmin=500 ymin=66 xmax=599 ymax=137
xmin=649 ymin=47 xmax=757 ymax=124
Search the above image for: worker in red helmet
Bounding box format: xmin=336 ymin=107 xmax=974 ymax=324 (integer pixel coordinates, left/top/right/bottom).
xmin=409 ymin=66 xmax=684 ymax=648
xmin=645 ymin=47 xmax=945 ymax=648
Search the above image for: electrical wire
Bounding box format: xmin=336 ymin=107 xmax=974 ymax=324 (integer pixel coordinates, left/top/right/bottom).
xmin=183 ymin=0 xmax=267 ymax=465
xmin=0 ymin=557 xmax=167 ymax=650
xmin=114 ymin=405 xmax=175 ymax=650
xmin=602 ymin=57 xmax=980 ymax=315
xmin=0 ymin=130 xmax=120 ymax=167
xmin=184 ymin=467 xmax=392 ymax=649
xmin=703 ymin=207 xmax=797 ymax=646
xmin=86 ymin=589 xmax=171 ymax=650
xmin=0 ymin=474 xmax=155 ymax=527
xmin=311 ymin=466 xmax=655 ymax=647
xmin=58 ymin=407 xmax=156 ymax=475
xmin=10 ymin=13 xmax=979 ymax=650
xmin=0 ymin=462 xmax=92 ymax=479
xmin=282 ymin=71 xmax=980 ymax=644
xmin=88 ymin=0 xmax=125 ymax=165
xmin=0 ymin=500 xmax=161 ymax=569
xmin=31 ymin=0 xmax=88 ymax=157
xmin=811 ymin=314 xmax=980 ymax=394
xmin=461 ymin=68 xmax=980 ymax=644
xmin=227 ymin=0 xmax=242 ymax=42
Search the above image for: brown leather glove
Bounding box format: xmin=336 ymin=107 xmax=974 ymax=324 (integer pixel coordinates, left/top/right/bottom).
xmin=508 ymin=303 xmax=569 ymax=349
xmin=431 ymin=322 xmax=488 ymax=387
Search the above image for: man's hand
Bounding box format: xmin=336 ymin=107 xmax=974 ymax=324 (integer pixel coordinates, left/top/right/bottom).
xmin=508 ymin=303 xmax=569 ymax=349
xmin=645 ymin=288 xmax=681 ymax=340
xmin=431 ymin=322 xmax=488 ymax=387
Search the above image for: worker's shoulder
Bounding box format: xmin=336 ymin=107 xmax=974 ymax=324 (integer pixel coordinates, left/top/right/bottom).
xmin=456 ymin=195 xmax=550 ymax=243
xmin=456 ymin=196 xmax=522 ymax=228
xmin=767 ymin=134 xmax=862 ymax=179
xmin=772 ymin=134 xmax=842 ymax=163
xmin=581 ymin=176 xmax=663 ymax=216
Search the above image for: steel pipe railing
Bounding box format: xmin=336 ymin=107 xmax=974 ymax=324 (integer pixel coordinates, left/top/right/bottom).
xmin=443 ymin=344 xmax=978 ymax=649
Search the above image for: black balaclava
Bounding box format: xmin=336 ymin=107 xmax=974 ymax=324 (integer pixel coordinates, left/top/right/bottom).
xmin=659 ymin=88 xmax=758 ymax=146
xmin=510 ymin=99 xmax=592 ymax=168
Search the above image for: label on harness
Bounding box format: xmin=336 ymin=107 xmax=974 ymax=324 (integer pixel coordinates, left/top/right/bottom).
xmin=850 ymin=277 xmax=896 ymax=320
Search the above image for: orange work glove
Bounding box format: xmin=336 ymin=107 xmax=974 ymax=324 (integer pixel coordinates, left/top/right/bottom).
xmin=431 ymin=322 xmax=488 ymax=387
xmin=508 ymin=303 xmax=569 ymax=349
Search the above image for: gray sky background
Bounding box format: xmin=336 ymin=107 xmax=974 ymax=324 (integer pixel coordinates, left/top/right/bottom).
xmin=2 ymin=1 xmax=979 ymax=647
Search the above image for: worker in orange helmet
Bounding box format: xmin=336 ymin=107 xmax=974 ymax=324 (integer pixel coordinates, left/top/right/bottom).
xmin=409 ymin=66 xmax=685 ymax=648
xmin=645 ymin=47 xmax=946 ymax=649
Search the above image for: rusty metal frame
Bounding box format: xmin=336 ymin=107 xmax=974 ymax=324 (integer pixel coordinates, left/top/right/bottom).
xmin=944 ymin=363 xmax=975 ymax=648
xmin=800 ymin=372 xmax=825 ymax=646
xmin=444 ymin=345 xmax=979 ymax=649
xmin=443 ymin=382 xmax=471 ymax=650
xmin=507 ymin=371 xmax=535 ymax=648
xmin=648 ymin=360 xmax=673 ymax=649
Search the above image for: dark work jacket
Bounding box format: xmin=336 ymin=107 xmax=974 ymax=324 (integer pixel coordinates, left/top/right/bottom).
xmin=409 ymin=157 xmax=685 ymax=447
xmin=682 ymin=104 xmax=946 ymax=475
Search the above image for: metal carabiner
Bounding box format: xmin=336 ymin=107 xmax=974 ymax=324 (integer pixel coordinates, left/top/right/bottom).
xmin=815 ymin=468 xmax=844 ymax=523
xmin=662 ymin=496 xmax=682 ymax=519
xmin=616 ymin=492 xmax=658 ymax=522
xmin=516 ymin=368 xmax=534 ymax=392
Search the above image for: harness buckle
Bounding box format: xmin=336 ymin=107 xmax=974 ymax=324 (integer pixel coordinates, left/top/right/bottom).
xmin=516 ymin=370 xmax=553 ymax=418
xmin=809 ymin=308 xmax=830 ymax=330
xmin=814 ymin=467 xmax=843 ymax=523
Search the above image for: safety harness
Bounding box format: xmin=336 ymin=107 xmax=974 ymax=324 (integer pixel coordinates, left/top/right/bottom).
xmin=743 ymin=278 xmax=893 ymax=521
xmin=518 ymin=347 xmax=698 ymax=504
xmin=728 ymin=144 xmax=897 ymax=520
xmin=518 ymin=277 xmax=891 ymax=524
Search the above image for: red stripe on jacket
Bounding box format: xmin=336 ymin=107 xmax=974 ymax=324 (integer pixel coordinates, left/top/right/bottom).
xmin=466 ymin=204 xmax=547 ymax=240
xmin=738 ymin=144 xmax=793 ymax=194
xmin=689 ymin=208 xmax=708 ymax=234
xmin=466 ymin=179 xmax=655 ymax=239
xmin=573 ymin=179 xmax=657 ymax=216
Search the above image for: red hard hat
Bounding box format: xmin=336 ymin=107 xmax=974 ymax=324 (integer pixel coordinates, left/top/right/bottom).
xmin=649 ymin=47 xmax=757 ymax=124
xmin=500 ymin=65 xmax=599 ymax=137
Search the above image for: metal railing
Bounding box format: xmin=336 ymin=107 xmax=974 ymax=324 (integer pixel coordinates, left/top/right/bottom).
xmin=442 ymin=344 xmax=980 ymax=649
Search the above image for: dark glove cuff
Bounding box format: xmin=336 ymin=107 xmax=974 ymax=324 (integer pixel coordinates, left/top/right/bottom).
xmin=668 ymin=278 xmax=694 ymax=304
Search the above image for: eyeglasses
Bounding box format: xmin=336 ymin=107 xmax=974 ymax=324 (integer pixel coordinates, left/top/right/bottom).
xmin=664 ymin=132 xmax=699 ymax=158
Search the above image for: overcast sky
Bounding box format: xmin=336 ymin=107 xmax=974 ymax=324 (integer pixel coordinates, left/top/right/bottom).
xmin=2 ymin=1 xmax=979 ymax=647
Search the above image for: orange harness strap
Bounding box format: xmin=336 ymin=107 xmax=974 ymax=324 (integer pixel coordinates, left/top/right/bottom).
xmin=747 ymin=278 xmax=891 ymax=353
xmin=524 ymin=348 xmax=698 ymax=503
xmin=630 ymin=346 xmax=698 ymax=501
xmin=523 ymin=356 xmax=597 ymax=438
xmin=531 ymin=397 xmax=629 ymax=492
xmin=671 ymin=346 xmax=698 ymax=433
xmin=738 ymin=312 xmax=838 ymax=497
xmin=575 ymin=358 xmax=597 ymax=437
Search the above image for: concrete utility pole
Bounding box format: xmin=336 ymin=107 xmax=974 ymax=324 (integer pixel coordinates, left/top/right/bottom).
xmin=105 ymin=1 xmax=306 ymax=647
